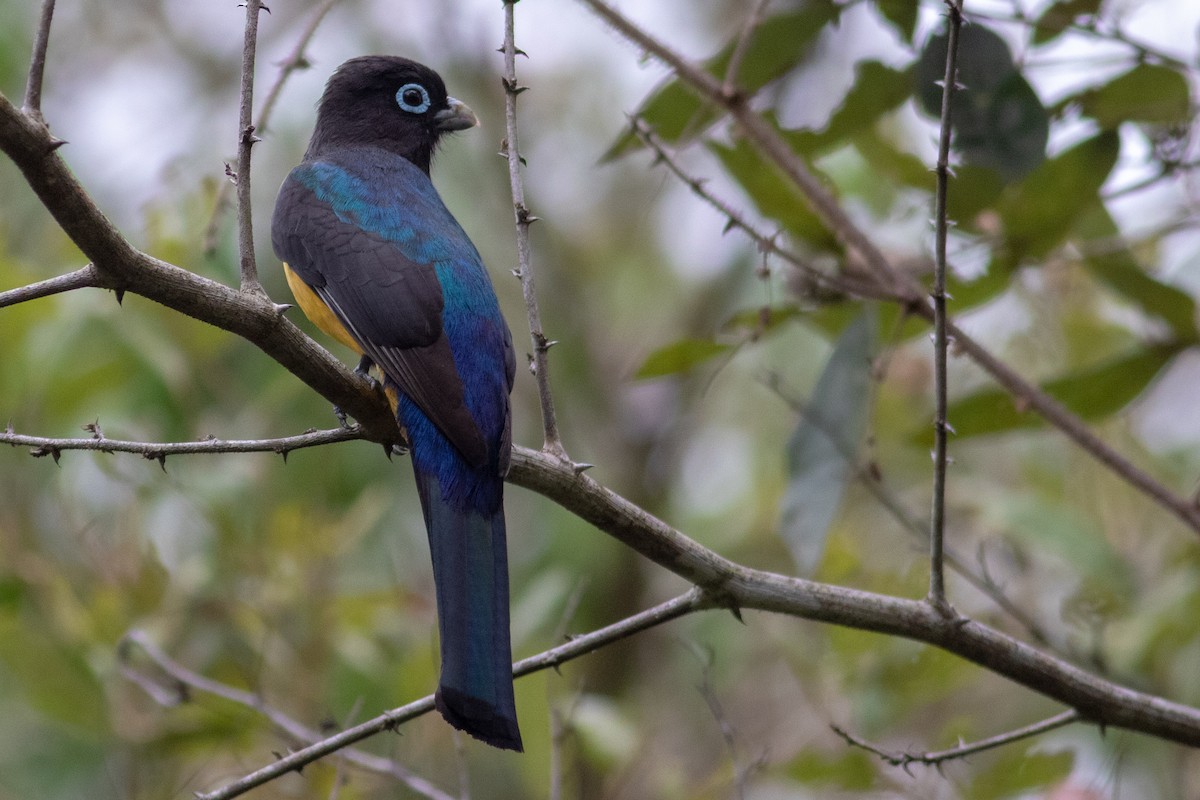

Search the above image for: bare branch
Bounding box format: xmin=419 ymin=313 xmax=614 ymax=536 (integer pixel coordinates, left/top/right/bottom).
xmin=0 ymin=424 xmax=364 ymax=461
xmin=0 ymin=89 xmax=402 ymax=445
xmin=8 ymin=418 xmax=1171 ymax=755
xmin=203 ymin=0 xmax=339 ymax=255
xmin=928 ymin=0 xmax=965 ymax=614
xmin=21 ymin=0 xmax=56 ymax=122
xmin=120 ymin=631 xmax=456 ymax=800
xmin=691 ymin=645 xmax=757 ymax=799
xmin=721 ymin=0 xmax=771 ymax=99
xmin=576 ymin=0 xmax=1200 ymax=535
xmin=506 ymin=446 xmax=1200 ymax=748
xmin=192 ymin=591 xmax=704 ymax=799
xmin=629 ymin=118 xmax=896 ymax=303
xmin=234 ymin=0 xmax=266 ymax=294
xmin=0 ymin=264 xmax=106 ymax=309
xmin=832 ymin=710 xmax=1081 ymax=769
xmin=500 ymin=0 xmax=569 ymax=461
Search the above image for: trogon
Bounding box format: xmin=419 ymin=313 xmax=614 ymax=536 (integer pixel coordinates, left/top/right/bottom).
xmin=271 ymin=56 xmax=521 ymax=751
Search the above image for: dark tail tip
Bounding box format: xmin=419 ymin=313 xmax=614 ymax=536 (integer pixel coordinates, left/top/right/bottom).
xmin=436 ymin=686 xmax=523 ymax=752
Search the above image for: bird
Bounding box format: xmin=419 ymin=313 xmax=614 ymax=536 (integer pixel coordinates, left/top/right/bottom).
xmin=270 ymin=56 xmax=521 ymax=751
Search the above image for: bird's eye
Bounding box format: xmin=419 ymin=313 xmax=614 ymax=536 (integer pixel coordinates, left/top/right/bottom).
xmin=396 ymin=83 xmax=431 ymax=114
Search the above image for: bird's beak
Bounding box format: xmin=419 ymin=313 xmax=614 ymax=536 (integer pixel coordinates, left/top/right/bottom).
xmin=434 ymin=97 xmax=479 ymax=132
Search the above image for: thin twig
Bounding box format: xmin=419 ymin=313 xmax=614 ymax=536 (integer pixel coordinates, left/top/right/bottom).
xmin=547 ymin=581 xmax=587 ymax=800
xmin=832 ymin=710 xmax=1081 ymax=769
xmin=691 ymin=645 xmax=753 ymax=800
xmin=0 ymin=264 xmax=105 ymax=308
xmin=928 ymin=0 xmax=964 ymax=614
xmin=721 ymin=0 xmax=771 ymax=99
xmin=204 ymin=0 xmax=339 ymax=255
xmin=120 ymin=631 xmax=456 ymax=800
xmin=506 ymin=447 xmax=1200 ymax=749
xmin=576 ymin=0 xmax=1200 ymax=535
xmin=629 ymin=118 xmax=894 ymax=303
xmin=0 ymin=424 xmax=364 ymax=464
xmin=235 ymin=0 xmax=266 ymax=294
xmin=1 ymin=400 xmax=1060 ymax=660
xmin=21 ymin=0 xmax=56 ymax=123
xmin=500 ymin=0 xmax=567 ymax=461
xmin=0 ymin=90 xmax=402 ymax=444
xmin=191 ymin=591 xmax=704 ymax=799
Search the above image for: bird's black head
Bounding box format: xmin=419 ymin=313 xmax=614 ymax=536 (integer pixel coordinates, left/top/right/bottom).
xmin=305 ymin=56 xmax=478 ymax=173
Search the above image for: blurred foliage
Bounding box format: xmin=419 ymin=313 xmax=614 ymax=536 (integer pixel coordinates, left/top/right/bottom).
xmin=3 ymin=1 xmax=1200 ymax=799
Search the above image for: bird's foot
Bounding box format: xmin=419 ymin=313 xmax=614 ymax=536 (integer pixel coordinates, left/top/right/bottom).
xmin=331 ymin=356 xmax=382 ymax=428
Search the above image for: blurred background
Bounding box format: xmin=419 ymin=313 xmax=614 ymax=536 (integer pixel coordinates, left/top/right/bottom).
xmin=2 ymin=0 xmax=1200 ymax=797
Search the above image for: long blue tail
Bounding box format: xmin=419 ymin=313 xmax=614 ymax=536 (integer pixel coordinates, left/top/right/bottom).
xmin=412 ymin=467 xmax=522 ymax=751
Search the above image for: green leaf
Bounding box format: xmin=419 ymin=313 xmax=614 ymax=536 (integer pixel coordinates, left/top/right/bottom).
xmin=780 ymin=308 xmax=876 ymax=575
xmin=941 ymin=345 xmax=1179 ymax=439
xmin=874 ymin=0 xmax=918 ymax=43
xmin=710 ymin=137 xmax=837 ymax=248
xmin=997 ymin=131 xmax=1120 ymax=267
xmin=917 ymin=24 xmax=1049 ymax=178
xmin=634 ymin=337 xmax=732 ymax=379
xmin=605 ymin=2 xmax=843 ymax=159
xmin=1032 ymin=0 xmax=1104 ymax=45
xmin=1073 ymin=63 xmax=1193 ymax=128
xmin=785 ymin=62 xmax=914 ymax=156
xmin=1075 ymin=203 xmax=1198 ymax=342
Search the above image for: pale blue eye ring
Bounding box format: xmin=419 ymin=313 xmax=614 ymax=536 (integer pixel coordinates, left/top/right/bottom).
xmin=396 ymin=83 xmax=431 ymax=113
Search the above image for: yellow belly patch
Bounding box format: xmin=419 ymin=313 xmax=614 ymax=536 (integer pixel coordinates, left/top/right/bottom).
xmin=283 ymin=262 xmax=400 ymax=414
xmin=283 ymin=262 xmax=363 ymax=354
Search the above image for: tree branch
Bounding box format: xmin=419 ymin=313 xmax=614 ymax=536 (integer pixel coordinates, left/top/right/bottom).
xmin=832 ymin=710 xmax=1081 ymax=770
xmin=15 ymin=419 xmax=1200 ymax=754
xmin=0 ymin=89 xmax=401 ymax=446
xmin=120 ymin=631 xmax=455 ymax=800
xmin=501 ymin=0 xmax=569 ymax=461
xmin=928 ymin=0 xmax=965 ymax=613
xmin=0 ymin=423 xmax=364 ymax=464
xmin=0 ymin=263 xmax=107 ymax=308
xmin=576 ymin=0 xmax=1200 ymax=535
xmin=234 ymin=0 xmax=266 ymax=294
xmin=721 ymin=0 xmax=771 ymax=99
xmin=21 ymin=0 xmax=56 ymax=123
xmin=505 ymin=446 xmax=1200 ymax=748
xmin=629 ymin=118 xmax=894 ymax=303
xmin=190 ymin=591 xmax=704 ymax=799
xmin=204 ymin=0 xmax=339 ymax=255
xmin=6 ymin=413 xmax=1174 ymax=751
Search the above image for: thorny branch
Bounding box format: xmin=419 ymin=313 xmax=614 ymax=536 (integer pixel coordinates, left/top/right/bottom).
xmin=120 ymin=631 xmax=456 ymax=800
xmin=0 ymin=424 xmax=364 ymax=465
xmin=191 ymin=591 xmax=704 ymax=799
xmin=832 ymin=710 xmax=1081 ymax=770
xmin=204 ymin=0 xmax=340 ymax=254
xmin=3 ymin=1 xmax=1200 ymax=792
xmin=501 ymin=0 xmax=570 ymax=461
xmin=928 ymin=0 xmax=965 ymax=614
xmin=721 ymin=0 xmax=772 ymax=99
xmin=234 ymin=0 xmax=267 ymax=294
xmin=576 ymin=0 xmax=1200 ymax=534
